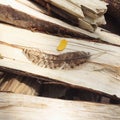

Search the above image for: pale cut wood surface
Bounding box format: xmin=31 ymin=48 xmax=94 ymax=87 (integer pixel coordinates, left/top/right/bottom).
xmin=68 ymin=0 xmax=107 ymax=15
xmin=0 ymin=92 xmax=120 ymax=120
xmin=95 ymin=27 xmax=120 ymax=45
xmin=0 ymin=23 xmax=120 ymax=97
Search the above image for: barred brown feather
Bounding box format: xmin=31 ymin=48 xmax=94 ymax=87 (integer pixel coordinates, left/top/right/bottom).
xmin=23 ymin=48 xmax=90 ymax=69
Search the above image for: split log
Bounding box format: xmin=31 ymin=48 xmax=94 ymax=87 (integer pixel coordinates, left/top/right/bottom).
xmin=17 ymin=0 xmax=120 ymax=45
xmin=0 ymin=0 xmax=98 ymax=39
xmin=0 ymin=92 xmax=120 ymax=120
xmin=0 ymin=23 xmax=120 ymax=98
xmin=33 ymin=0 xmax=107 ymax=32
xmin=68 ymin=0 xmax=107 ymax=18
xmin=0 ymin=73 xmax=41 ymax=95
xmin=95 ymin=27 xmax=120 ymax=45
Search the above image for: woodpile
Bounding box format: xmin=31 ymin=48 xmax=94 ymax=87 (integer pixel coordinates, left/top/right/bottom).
xmin=0 ymin=0 xmax=97 ymax=39
xmin=0 ymin=0 xmax=120 ymax=120
xmin=33 ymin=0 xmax=107 ymax=32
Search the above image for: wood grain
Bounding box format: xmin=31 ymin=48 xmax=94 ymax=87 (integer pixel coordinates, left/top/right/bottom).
xmin=33 ymin=0 xmax=107 ymax=32
xmin=0 ymin=92 xmax=120 ymax=120
xmin=0 ymin=73 xmax=41 ymax=95
xmin=0 ymin=23 xmax=120 ymax=97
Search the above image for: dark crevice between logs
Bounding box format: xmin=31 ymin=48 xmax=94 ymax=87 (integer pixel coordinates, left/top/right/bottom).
xmin=101 ymin=13 xmax=120 ymax=36
xmin=0 ymin=71 xmax=120 ymax=105
xmin=104 ymin=0 xmax=120 ymax=24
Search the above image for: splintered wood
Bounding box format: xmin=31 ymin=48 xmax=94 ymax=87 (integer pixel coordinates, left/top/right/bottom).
xmin=15 ymin=0 xmax=120 ymax=46
xmin=34 ymin=0 xmax=107 ymax=32
xmin=0 ymin=73 xmax=41 ymax=95
xmin=0 ymin=1 xmax=120 ymax=119
xmin=0 ymin=0 xmax=98 ymax=39
xmin=0 ymin=93 xmax=120 ymax=120
xmin=1 ymin=0 xmax=120 ymax=46
xmin=0 ymin=23 xmax=120 ymax=98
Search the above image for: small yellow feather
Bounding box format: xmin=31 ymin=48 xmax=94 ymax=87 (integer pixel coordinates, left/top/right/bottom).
xmin=57 ymin=39 xmax=68 ymax=51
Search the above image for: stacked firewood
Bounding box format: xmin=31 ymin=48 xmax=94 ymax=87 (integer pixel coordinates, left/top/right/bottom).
xmin=0 ymin=0 xmax=120 ymax=104
xmin=33 ymin=0 xmax=108 ymax=32
xmin=0 ymin=2 xmax=120 ymax=120
xmin=0 ymin=0 xmax=119 ymax=45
